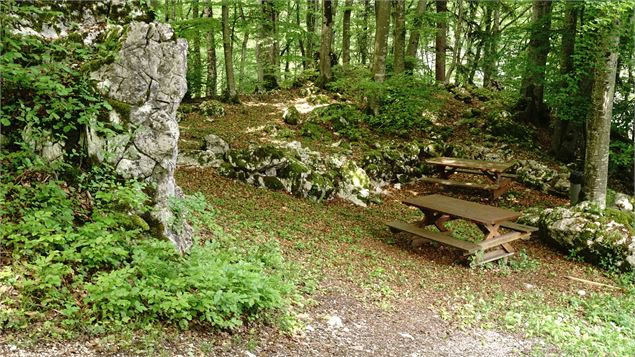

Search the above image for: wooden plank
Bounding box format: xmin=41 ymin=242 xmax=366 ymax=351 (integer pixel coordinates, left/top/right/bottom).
xmin=403 ymin=194 xmax=522 ymax=225
xmin=474 ymin=249 xmax=515 ymax=265
xmin=420 ymin=177 xmax=499 ymax=191
xmin=453 ymin=168 xmax=517 ymax=178
xmin=426 ymin=157 xmax=515 ymax=173
xmin=387 ymin=221 xmax=480 ymax=252
xmin=476 ymin=231 xmax=528 ymax=250
xmin=500 ymin=221 xmax=539 ymax=233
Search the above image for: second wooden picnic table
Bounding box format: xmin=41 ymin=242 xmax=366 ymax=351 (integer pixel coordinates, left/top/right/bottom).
xmin=388 ymin=194 xmax=537 ymax=265
xmin=423 ymin=157 xmax=516 ymax=198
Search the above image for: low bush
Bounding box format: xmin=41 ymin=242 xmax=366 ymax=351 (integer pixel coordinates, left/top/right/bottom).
xmin=0 ymin=151 xmax=296 ymax=336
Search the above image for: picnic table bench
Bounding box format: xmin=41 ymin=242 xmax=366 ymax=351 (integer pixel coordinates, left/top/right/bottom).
xmin=387 ymin=194 xmax=537 ymax=265
xmin=423 ymin=157 xmax=516 ymax=198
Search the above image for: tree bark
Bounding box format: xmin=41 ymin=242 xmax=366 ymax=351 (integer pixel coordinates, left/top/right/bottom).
xmin=372 ymin=0 xmax=391 ymax=83
xmin=369 ymin=0 xmax=391 ymax=115
xmin=259 ymin=0 xmax=279 ymax=90
xmin=583 ymin=18 xmax=620 ymax=207
xmin=222 ymin=2 xmax=238 ymax=102
xmin=305 ymin=0 xmax=318 ymax=69
xmin=446 ymin=0 xmax=465 ymax=82
xmin=405 ymin=0 xmax=427 ymax=74
xmin=205 ymin=2 xmax=217 ymax=98
xmin=359 ymin=0 xmax=371 ymax=65
xmin=392 ymin=0 xmax=406 ymax=74
xmin=317 ymin=0 xmax=334 ymax=87
xmin=519 ymin=0 xmax=553 ymax=127
xmin=435 ymin=0 xmax=448 ymax=82
xmin=190 ymin=0 xmax=202 ymax=98
xmin=238 ymin=4 xmax=249 ymax=89
xmin=342 ymin=0 xmax=353 ymax=65
xmin=551 ymin=2 xmax=581 ymax=161
xmin=482 ymin=0 xmax=500 ymax=88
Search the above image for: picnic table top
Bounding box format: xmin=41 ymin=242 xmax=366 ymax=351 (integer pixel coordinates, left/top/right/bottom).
xmin=403 ymin=194 xmax=521 ymax=225
xmin=425 ymin=157 xmax=515 ymax=173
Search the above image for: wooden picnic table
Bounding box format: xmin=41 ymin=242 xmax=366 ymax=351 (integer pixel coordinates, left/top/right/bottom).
xmin=423 ymin=157 xmax=516 ymax=198
xmin=387 ymin=194 xmax=537 ymax=265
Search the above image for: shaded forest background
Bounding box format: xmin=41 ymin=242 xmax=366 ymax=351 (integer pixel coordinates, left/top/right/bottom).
xmin=158 ymin=0 xmax=633 ymax=190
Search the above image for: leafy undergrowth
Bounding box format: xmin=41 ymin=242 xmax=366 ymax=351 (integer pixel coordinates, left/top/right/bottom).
xmin=0 ymin=151 xmax=297 ymax=343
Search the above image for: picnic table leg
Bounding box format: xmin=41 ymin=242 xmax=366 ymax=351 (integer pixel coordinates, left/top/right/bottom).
xmin=478 ymin=223 xmax=502 ymax=240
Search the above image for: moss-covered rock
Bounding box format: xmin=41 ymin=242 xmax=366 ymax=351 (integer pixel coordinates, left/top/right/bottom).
xmin=515 ymin=160 xmax=569 ymax=194
xmin=283 ymin=106 xmax=301 ymax=125
xmin=199 ymin=100 xmax=225 ymax=117
xmin=537 ymin=202 xmax=635 ymax=272
xmin=361 ymin=141 xmax=429 ymax=183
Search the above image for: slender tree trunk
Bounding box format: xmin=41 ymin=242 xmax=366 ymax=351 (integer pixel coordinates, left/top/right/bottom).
xmin=191 ymin=0 xmax=202 ymax=99
xmin=392 ymin=0 xmax=406 ymax=74
xmin=405 ymin=0 xmax=427 ymax=73
xmin=359 ymin=0 xmax=370 ymax=65
xmin=305 ymin=0 xmax=318 ymax=68
xmin=551 ymin=2 xmax=581 ymax=161
xmin=369 ymin=0 xmax=391 ymax=115
xmin=296 ymin=0 xmax=306 ymax=69
xmin=342 ymin=0 xmax=353 ymax=65
xmin=318 ymin=0 xmax=334 ymax=87
xmin=205 ymin=2 xmax=217 ymax=98
xmin=583 ymin=18 xmax=621 ymax=207
xmin=446 ymin=0 xmax=465 ymax=82
xmin=435 ymin=0 xmax=448 ymax=82
xmin=164 ymin=0 xmax=170 ymax=21
xmin=238 ymin=4 xmax=249 ymax=89
xmin=482 ymin=1 xmax=500 ymax=88
xmin=260 ymin=0 xmax=279 ymax=90
xmin=222 ymin=2 xmax=238 ymax=102
xmin=372 ymin=0 xmax=391 ymax=83
xmin=519 ymin=0 xmax=553 ymax=126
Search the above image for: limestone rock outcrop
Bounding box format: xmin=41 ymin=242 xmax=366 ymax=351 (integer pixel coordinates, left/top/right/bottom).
xmin=90 ymin=21 xmax=191 ymax=253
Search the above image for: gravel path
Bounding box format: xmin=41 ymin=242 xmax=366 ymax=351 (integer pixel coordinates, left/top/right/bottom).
xmin=0 ymin=288 xmax=551 ymax=357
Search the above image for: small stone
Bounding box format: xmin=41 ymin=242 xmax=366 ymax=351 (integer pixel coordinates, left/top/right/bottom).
xmin=283 ymin=106 xmax=300 ymax=125
xmin=306 ymin=324 xmax=314 ymax=332
xmin=524 ymin=283 xmax=534 ymax=289
xmin=244 ymin=351 xmax=257 ymax=357
xmin=326 ymin=315 xmax=343 ymax=329
xmin=577 ymin=289 xmax=586 ymax=296
xmin=399 ymin=332 xmax=415 ymax=340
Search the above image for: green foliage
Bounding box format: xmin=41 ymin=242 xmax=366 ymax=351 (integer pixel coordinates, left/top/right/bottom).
xmin=0 ymin=151 xmax=296 ymax=335
xmin=310 ymin=103 xmax=368 ymax=141
xmin=0 ymin=4 xmax=121 ymax=151
xmin=328 ymin=68 xmax=439 ymax=136
xmin=609 ymin=140 xmax=634 ymax=175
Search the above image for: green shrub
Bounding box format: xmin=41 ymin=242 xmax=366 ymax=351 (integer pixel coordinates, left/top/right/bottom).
xmin=0 ymin=151 xmax=296 ymax=334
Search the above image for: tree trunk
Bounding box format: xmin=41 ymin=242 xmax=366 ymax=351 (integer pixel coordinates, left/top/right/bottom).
xmin=164 ymin=0 xmax=170 ymax=21
xmin=369 ymin=0 xmax=391 ymax=115
xmin=296 ymin=0 xmax=306 ymax=69
xmin=342 ymin=0 xmax=353 ymax=65
xmin=583 ymin=18 xmax=620 ymax=207
xmin=317 ymin=0 xmax=334 ymax=87
xmin=446 ymin=0 xmax=465 ymax=82
xmin=205 ymin=2 xmax=217 ymax=98
xmin=519 ymin=0 xmax=553 ymax=127
xmin=482 ymin=1 xmax=500 ymax=88
xmin=372 ymin=0 xmax=391 ymax=83
xmin=192 ymin=0 xmax=202 ymax=99
xmin=392 ymin=0 xmax=406 ymax=74
xmin=305 ymin=0 xmax=318 ymax=68
xmin=222 ymin=3 xmax=238 ymax=102
xmin=405 ymin=0 xmax=427 ymax=73
xmin=260 ymin=0 xmax=279 ymax=90
xmin=551 ymin=2 xmax=581 ymax=161
xmin=359 ymin=0 xmax=371 ymax=65
xmin=435 ymin=0 xmax=448 ymax=82
xmin=238 ymin=4 xmax=249 ymax=89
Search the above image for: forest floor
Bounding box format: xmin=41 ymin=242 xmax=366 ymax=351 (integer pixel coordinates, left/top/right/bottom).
xmin=1 ymin=90 xmax=629 ymax=356
xmin=175 ymin=90 xmax=624 ymax=356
